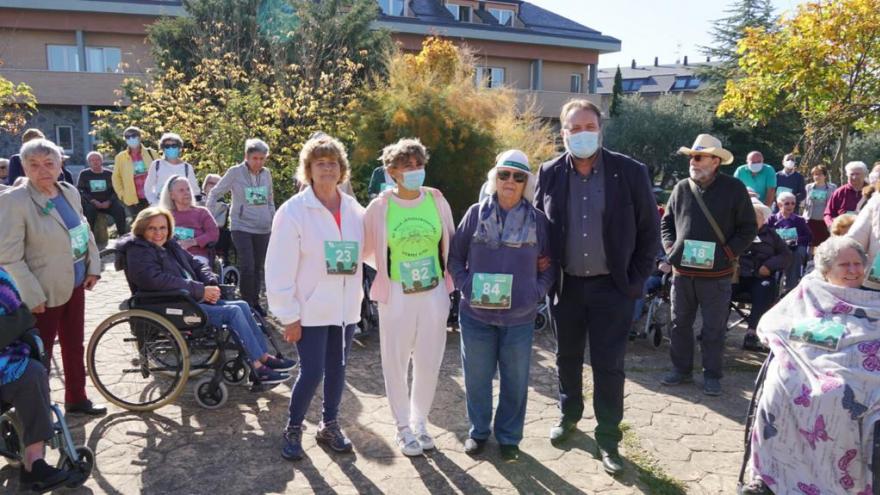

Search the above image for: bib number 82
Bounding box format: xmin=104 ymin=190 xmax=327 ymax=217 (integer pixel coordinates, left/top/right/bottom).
xmin=411 ymin=267 xmax=429 ymax=282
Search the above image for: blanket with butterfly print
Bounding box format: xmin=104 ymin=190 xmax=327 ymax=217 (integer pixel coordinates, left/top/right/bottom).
xmin=749 ymin=272 xmax=880 ymax=494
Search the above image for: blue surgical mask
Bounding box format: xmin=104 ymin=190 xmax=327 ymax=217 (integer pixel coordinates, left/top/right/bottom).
xmin=126 ymin=137 xmax=140 ymax=148
xmin=565 ymin=130 xmax=600 ymax=159
xmin=164 ymin=147 xmax=180 ymax=159
xmin=401 ymin=169 xmax=425 ymax=190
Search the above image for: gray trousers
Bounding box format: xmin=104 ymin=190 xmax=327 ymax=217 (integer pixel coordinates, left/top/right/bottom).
xmin=0 ymin=361 xmax=54 ymax=446
xmin=669 ymin=274 xmax=732 ymax=379
xmin=231 ymin=230 xmax=271 ymax=308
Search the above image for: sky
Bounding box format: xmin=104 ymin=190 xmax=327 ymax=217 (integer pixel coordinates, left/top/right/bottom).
xmin=527 ymin=0 xmax=806 ymax=69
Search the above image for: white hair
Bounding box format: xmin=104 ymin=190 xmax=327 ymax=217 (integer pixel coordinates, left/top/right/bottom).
xmin=483 ymin=167 xmax=537 ymax=204
xmin=776 ymin=191 xmax=796 ymax=204
xmin=752 ymin=200 xmax=772 ymax=224
xmin=86 ymin=151 xmax=103 ymax=163
xmin=20 ymin=138 xmax=63 ymax=164
xmin=244 ymin=138 xmax=270 ymax=156
xmin=845 ymin=161 xmax=868 ymax=174
xmin=814 ymin=236 xmax=867 ymax=279
xmin=159 ymin=175 xmax=194 ymax=211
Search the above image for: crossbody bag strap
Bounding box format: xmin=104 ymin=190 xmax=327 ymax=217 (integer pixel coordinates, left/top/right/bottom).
xmin=688 ymin=179 xmax=735 ymax=260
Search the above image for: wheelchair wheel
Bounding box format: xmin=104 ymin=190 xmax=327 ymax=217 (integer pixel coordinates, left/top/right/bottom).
xmin=650 ymin=324 xmax=664 ymax=348
xmin=535 ymin=311 xmax=549 ymax=332
xmin=221 ymin=266 xmax=240 ymax=288
xmin=0 ymin=411 xmax=24 ymax=467
xmin=193 ymin=377 xmax=228 ymax=409
xmin=87 ymin=310 xmax=191 ymax=412
xmin=221 ymin=359 xmax=248 ymax=385
xmin=58 ymin=446 xmax=94 ymax=488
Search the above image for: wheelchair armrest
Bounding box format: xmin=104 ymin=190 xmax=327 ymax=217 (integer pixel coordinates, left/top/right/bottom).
xmin=131 ymin=289 xmax=199 ymax=304
xmin=20 ymin=329 xmax=45 ymax=361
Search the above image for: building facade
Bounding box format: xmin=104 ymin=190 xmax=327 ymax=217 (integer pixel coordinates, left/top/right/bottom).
xmin=596 ymin=56 xmax=719 ymax=106
xmin=0 ymin=0 xmax=618 ymax=163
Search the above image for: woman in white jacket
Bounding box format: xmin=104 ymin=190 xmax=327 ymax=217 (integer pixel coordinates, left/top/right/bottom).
xmin=265 ymin=135 xmax=365 ymax=461
xmin=847 ymin=193 xmax=880 ymax=291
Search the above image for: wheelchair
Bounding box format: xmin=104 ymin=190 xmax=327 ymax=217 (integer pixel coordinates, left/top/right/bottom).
xmin=631 ymin=273 xmax=672 ymax=348
xmin=728 ymin=271 xmax=783 ymax=331
xmin=0 ymin=331 xmax=94 ymax=490
xmin=87 ymin=248 xmax=289 ymax=412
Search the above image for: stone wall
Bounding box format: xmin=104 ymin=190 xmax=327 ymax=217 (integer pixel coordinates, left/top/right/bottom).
xmin=0 ymin=104 xmax=88 ymax=165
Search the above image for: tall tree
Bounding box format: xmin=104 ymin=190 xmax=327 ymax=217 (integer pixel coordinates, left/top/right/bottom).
xmin=717 ymin=0 xmax=880 ymax=180
xmin=609 ymin=67 xmax=623 ymax=117
xmin=698 ymin=0 xmax=774 ymax=91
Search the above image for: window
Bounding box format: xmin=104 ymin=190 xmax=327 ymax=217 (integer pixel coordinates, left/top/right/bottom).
xmin=475 ymin=66 xmax=505 ymax=89
xmin=56 ymin=125 xmax=74 ymax=153
xmin=86 ymin=47 xmax=122 ymax=73
xmin=377 ymin=0 xmax=404 ymax=16
xmin=446 ymin=3 xmax=472 ymax=22
xmin=488 ymin=8 xmax=513 ymax=26
xmin=570 ymin=74 xmax=582 ymax=93
xmin=621 ymin=78 xmax=648 ymax=92
xmin=47 ymin=45 xmax=79 ymax=71
xmin=671 ymin=76 xmax=702 ymax=91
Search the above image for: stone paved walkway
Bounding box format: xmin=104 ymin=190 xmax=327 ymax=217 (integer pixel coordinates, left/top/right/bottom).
xmin=0 ymin=259 xmax=765 ymax=494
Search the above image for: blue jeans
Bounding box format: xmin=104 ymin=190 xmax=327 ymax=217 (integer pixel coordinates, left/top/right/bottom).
xmin=287 ymin=324 xmax=356 ymax=428
xmin=459 ymin=312 xmax=534 ymax=446
xmin=199 ymin=300 xmax=268 ymax=362
xmin=632 ymin=274 xmax=664 ymax=322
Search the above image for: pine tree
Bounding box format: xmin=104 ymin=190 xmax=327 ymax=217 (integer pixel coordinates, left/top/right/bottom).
xmin=698 ymin=0 xmax=775 ymax=91
xmin=610 ymin=67 xmax=623 ymax=117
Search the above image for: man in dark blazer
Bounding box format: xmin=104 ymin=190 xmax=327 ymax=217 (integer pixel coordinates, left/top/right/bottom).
xmin=535 ymin=99 xmax=660 ymax=475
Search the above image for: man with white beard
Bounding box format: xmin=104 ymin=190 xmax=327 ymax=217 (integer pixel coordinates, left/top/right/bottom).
xmin=659 ymin=134 xmax=757 ymax=396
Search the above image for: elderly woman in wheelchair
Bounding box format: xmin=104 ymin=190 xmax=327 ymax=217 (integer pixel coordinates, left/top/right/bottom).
xmin=738 ymin=202 xmax=792 ymax=352
xmin=118 ymin=207 xmax=294 ymax=386
xmin=741 ymin=237 xmax=880 ymax=495
xmin=0 ymin=269 xmax=91 ymax=492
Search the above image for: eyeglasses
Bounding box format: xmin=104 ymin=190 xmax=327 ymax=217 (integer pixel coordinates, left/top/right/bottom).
xmin=690 ymin=154 xmax=714 ymax=163
xmin=497 ymin=170 xmax=528 ymax=183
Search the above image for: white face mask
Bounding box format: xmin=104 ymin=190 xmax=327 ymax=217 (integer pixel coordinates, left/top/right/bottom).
xmin=564 ymin=130 xmax=600 ymax=159
xmin=870 ymin=172 xmax=880 ymax=185
xmin=783 ymin=160 xmax=796 ymax=170
xmin=748 ymin=162 xmax=764 ymax=173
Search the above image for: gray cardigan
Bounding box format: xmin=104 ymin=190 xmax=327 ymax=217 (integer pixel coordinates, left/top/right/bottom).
xmin=205 ymin=162 xmax=275 ymax=234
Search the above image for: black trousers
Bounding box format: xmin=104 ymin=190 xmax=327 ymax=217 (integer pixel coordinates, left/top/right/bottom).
xmin=553 ymin=273 xmax=633 ymax=449
xmin=84 ymin=198 xmax=128 ymax=235
xmin=0 ymin=361 xmax=54 ymax=446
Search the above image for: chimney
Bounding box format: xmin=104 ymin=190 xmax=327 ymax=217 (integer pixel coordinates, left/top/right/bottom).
xmin=683 ymin=55 xmax=688 ymax=66
xmin=654 ymin=57 xmax=658 ymax=67
xmin=631 ymin=59 xmax=636 ymax=69
xmin=706 ymin=56 xmax=711 ymax=62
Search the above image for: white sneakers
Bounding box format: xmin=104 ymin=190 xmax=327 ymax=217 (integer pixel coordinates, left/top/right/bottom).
xmin=397 ymin=424 xmax=435 ymax=456
xmin=397 ymin=428 xmax=423 ymax=457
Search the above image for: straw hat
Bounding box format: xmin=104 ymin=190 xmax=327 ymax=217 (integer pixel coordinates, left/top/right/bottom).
xmin=678 ymin=134 xmax=734 ymax=165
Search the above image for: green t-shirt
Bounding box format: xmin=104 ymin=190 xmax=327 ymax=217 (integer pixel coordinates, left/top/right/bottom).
xmin=734 ymin=164 xmax=777 ymax=203
xmin=387 ymin=193 xmax=442 ymax=290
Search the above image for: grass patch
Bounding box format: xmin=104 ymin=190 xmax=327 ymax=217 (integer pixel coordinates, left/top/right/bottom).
xmin=620 ymin=423 xmax=687 ymax=495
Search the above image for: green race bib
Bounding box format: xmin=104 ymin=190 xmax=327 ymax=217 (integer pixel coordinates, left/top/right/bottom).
xmin=400 ymin=257 xmax=439 ymax=294
xmin=174 ymin=227 xmax=195 ymax=241
xmin=681 ymin=240 xmax=716 ymax=269
xmin=69 ymin=223 xmax=89 ymax=262
xmin=470 ymin=273 xmax=513 ymax=309
xmin=869 ymin=255 xmax=880 ymax=285
xmin=133 ymin=160 xmax=146 ymax=175
xmin=777 ymin=186 xmax=793 ymax=195
xmin=809 ymin=189 xmax=828 ymax=201
xmin=789 ymin=317 xmax=845 ymax=351
xmin=776 ymin=227 xmax=798 ymax=242
xmin=245 ymin=186 xmax=268 ymax=206
xmin=324 ymin=241 xmax=359 ymax=275
xmin=89 ymin=179 xmax=107 ymax=192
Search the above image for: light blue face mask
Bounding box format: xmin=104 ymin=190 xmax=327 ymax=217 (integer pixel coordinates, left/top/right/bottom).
xmin=164 ymin=146 xmax=180 ymax=160
xmin=401 ymin=169 xmax=425 ymax=191
xmin=126 ymin=137 xmax=140 ymax=148
xmin=565 ymin=130 xmax=600 ymax=159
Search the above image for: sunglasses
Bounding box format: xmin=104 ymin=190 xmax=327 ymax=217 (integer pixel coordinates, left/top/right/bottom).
xmin=124 ymin=134 xmax=139 ymax=139
xmin=690 ymin=154 xmax=715 ymax=163
xmin=497 ymin=170 xmax=528 ymax=183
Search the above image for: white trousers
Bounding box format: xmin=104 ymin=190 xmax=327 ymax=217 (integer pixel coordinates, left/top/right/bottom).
xmin=378 ymin=282 xmax=450 ymax=430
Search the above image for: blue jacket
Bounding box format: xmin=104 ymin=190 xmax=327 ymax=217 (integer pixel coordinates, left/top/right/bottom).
xmin=535 ymin=149 xmax=660 ymax=298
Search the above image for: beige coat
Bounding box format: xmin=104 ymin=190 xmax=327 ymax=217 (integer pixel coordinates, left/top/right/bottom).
xmin=0 ymin=180 xmax=101 ymax=309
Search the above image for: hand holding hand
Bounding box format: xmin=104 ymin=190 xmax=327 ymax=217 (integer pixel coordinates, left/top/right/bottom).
xmin=203 ymin=286 xmax=221 ymax=304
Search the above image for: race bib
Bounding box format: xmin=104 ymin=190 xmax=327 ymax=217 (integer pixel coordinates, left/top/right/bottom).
xmin=809 ymin=189 xmax=828 ymax=201
xmin=133 ymin=160 xmax=146 ymax=175
xmin=869 ymin=255 xmax=880 ymax=285
xmin=69 ymin=223 xmax=89 ymax=262
xmin=776 ymin=227 xmax=798 ymax=243
xmin=174 ymin=227 xmax=195 ymax=241
xmin=470 ymin=273 xmax=513 ymax=310
xmin=845 ymin=211 xmax=858 ymax=216
xmin=400 ymin=257 xmax=439 ymax=294
xmin=89 ymin=179 xmax=107 ymax=192
xmin=776 ymin=186 xmax=793 ymax=196
xmin=681 ymin=240 xmax=716 ymax=269
xmin=245 ymin=186 xmax=268 ymax=206
xmin=324 ymin=241 xmax=359 ymax=275
xmin=789 ymin=317 xmax=845 ymax=351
